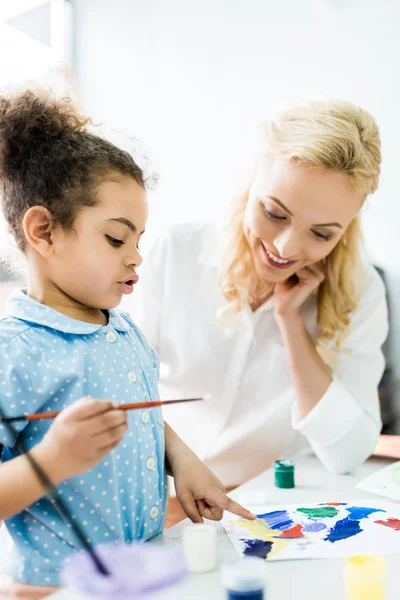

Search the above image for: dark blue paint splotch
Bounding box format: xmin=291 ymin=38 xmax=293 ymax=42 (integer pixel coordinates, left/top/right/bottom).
xmin=325 ymin=517 xmax=362 ymax=543
xmin=242 ymin=538 xmax=274 ymax=559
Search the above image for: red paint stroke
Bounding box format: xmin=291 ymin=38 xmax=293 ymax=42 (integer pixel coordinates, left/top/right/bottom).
xmin=325 ymin=502 xmax=342 ymax=506
xmin=281 ymin=524 xmax=304 ymax=538
xmin=375 ymin=518 xmax=400 ymax=531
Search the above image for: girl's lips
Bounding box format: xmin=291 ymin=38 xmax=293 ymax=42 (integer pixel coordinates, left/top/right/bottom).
xmin=118 ymin=274 xmax=139 ymax=295
xmin=260 ymin=242 xmax=298 ymax=270
xmin=118 ymin=281 xmax=135 ymax=295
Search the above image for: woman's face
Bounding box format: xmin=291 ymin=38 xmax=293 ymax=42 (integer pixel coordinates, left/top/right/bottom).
xmin=243 ymin=157 xmax=365 ymax=283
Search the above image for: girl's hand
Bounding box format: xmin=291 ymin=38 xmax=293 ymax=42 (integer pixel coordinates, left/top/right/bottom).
xmin=36 ymin=397 xmax=128 ymax=483
xmin=274 ymin=261 xmax=325 ymax=320
xmin=173 ymin=452 xmax=256 ymax=523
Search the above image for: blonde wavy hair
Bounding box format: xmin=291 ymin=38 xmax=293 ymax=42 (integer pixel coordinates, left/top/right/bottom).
xmin=219 ymin=99 xmax=381 ymax=364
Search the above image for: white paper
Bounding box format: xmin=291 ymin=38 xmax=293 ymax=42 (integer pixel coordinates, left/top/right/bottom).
xmin=221 ymin=500 xmax=400 ymax=561
xmin=356 ymin=461 xmax=400 ymax=501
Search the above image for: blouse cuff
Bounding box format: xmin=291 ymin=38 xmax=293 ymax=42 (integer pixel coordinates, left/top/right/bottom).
xmin=291 ymin=376 xmax=362 ymax=447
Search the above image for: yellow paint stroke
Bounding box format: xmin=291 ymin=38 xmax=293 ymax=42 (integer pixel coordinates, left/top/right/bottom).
xmin=230 ymin=518 xmax=290 ymax=559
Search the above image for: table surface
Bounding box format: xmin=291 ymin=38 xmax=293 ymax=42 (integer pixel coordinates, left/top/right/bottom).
xmin=49 ymin=453 xmax=399 ymax=599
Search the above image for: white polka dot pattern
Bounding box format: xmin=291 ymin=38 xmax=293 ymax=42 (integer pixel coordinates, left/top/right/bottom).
xmin=0 ymin=290 xmax=167 ymax=586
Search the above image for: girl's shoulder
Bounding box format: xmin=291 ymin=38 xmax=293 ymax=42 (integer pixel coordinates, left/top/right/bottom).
xmin=116 ymin=311 xmax=159 ymax=368
xmin=0 ymin=314 xmax=31 ymax=342
xmin=0 ymin=315 xmax=42 ymax=354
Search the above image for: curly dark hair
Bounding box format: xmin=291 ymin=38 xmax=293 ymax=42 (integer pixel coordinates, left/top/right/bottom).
xmin=0 ymin=90 xmax=146 ymax=250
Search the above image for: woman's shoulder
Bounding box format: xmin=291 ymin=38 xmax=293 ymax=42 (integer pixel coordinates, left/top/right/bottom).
xmin=345 ymin=263 xmax=388 ymax=343
xmin=356 ymin=263 xmax=386 ymax=306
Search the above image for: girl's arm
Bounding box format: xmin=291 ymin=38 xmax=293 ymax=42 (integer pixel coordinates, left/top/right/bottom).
xmin=164 ymin=421 xmax=256 ymax=522
xmin=0 ymin=445 xmax=63 ymax=520
xmin=0 ymin=398 xmax=128 ymax=521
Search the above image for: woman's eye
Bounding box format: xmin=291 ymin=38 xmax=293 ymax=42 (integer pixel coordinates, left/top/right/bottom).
xmin=312 ymin=230 xmax=332 ymax=242
xmin=106 ymin=235 xmax=124 ymax=247
xmin=262 ymin=206 xmax=286 ymax=221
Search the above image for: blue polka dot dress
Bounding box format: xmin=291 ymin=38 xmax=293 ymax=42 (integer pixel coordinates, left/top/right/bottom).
xmin=0 ymin=290 xmax=167 ymax=585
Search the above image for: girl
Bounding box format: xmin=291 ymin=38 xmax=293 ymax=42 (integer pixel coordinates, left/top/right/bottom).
xmin=0 ymin=90 xmax=254 ymax=598
xmin=129 ymin=99 xmax=389 ymax=522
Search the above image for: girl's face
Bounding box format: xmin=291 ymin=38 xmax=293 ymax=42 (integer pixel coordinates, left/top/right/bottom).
xmin=243 ymin=158 xmax=365 ymax=284
xmin=49 ymin=176 xmax=148 ymax=310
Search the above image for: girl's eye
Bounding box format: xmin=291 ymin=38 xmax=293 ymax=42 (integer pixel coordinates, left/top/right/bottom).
xmin=263 ymin=207 xmax=286 ymax=221
xmin=106 ymin=235 xmax=124 ymax=247
xmin=312 ymin=230 xmax=332 ymax=242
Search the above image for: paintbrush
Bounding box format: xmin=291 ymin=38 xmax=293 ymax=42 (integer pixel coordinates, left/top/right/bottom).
xmin=0 ymin=405 xmax=110 ymax=576
xmin=1 ymin=397 xmax=202 ymax=423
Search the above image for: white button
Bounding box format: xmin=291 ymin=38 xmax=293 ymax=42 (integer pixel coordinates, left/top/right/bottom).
xmin=146 ymin=457 xmax=156 ymax=471
xmin=141 ymin=411 xmax=150 ymax=424
xmin=106 ymin=331 xmax=117 ymax=343
xmin=150 ymin=506 xmax=159 ymax=520
xmin=127 ymin=371 xmax=137 ymax=383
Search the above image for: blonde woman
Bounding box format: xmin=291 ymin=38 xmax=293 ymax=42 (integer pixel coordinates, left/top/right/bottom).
xmin=127 ymin=99 xmax=388 ymax=522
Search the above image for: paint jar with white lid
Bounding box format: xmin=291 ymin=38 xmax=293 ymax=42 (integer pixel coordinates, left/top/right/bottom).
xmin=221 ymin=557 xmax=268 ymax=600
xmin=182 ymin=523 xmax=218 ymax=573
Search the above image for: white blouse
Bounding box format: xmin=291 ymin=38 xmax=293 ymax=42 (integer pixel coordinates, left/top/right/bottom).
xmin=123 ymin=222 xmax=389 ymax=487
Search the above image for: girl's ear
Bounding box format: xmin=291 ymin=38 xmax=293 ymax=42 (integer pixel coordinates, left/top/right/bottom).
xmin=23 ymin=206 xmax=58 ymax=258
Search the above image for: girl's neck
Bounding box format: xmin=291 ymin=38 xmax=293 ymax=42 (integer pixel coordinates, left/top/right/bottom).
xmin=27 ymin=275 xmax=108 ymax=326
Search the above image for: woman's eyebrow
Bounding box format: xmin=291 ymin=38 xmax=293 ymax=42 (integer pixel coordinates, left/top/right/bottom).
xmin=267 ymin=197 xmax=343 ymax=228
xmin=268 ymin=196 xmax=294 ymax=216
xmin=312 ymin=221 xmax=343 ymax=229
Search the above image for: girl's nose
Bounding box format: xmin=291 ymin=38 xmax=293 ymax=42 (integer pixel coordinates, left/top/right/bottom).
xmin=126 ymin=247 xmax=143 ymax=268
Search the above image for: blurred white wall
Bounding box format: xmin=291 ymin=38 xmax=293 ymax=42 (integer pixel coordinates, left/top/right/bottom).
xmin=0 ymin=0 xmax=74 ymax=314
xmin=74 ymin=0 xmax=400 ymax=383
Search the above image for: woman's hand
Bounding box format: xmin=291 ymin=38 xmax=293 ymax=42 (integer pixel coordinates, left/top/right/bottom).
xmin=172 ymin=451 xmax=256 ymax=523
xmin=274 ymin=261 xmax=325 ymax=320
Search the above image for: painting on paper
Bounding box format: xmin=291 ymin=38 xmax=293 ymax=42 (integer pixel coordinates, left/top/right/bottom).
xmin=222 ymin=500 xmax=400 ymax=560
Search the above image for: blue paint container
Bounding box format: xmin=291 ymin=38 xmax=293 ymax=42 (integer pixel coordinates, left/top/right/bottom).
xmin=221 ymin=557 xmax=267 ymax=600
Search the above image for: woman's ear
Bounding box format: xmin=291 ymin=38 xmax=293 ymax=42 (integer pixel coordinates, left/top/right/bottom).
xmin=22 ymin=206 xmax=58 ymax=258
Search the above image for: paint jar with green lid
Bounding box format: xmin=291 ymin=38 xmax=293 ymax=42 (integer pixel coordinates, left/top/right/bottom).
xmin=274 ymin=459 xmax=295 ymax=489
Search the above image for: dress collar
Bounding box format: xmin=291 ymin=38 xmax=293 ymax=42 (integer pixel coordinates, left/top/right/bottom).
xmin=6 ymin=289 xmax=131 ymax=334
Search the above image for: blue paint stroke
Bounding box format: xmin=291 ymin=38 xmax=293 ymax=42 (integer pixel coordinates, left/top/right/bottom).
xmin=325 ymin=516 xmax=362 ymax=543
xmin=346 ymin=506 xmax=384 ymax=520
xmin=302 ymin=521 xmax=326 ymax=533
xmin=257 ymin=510 xmax=294 ymax=531
xmin=242 ymin=539 xmax=273 ymax=559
